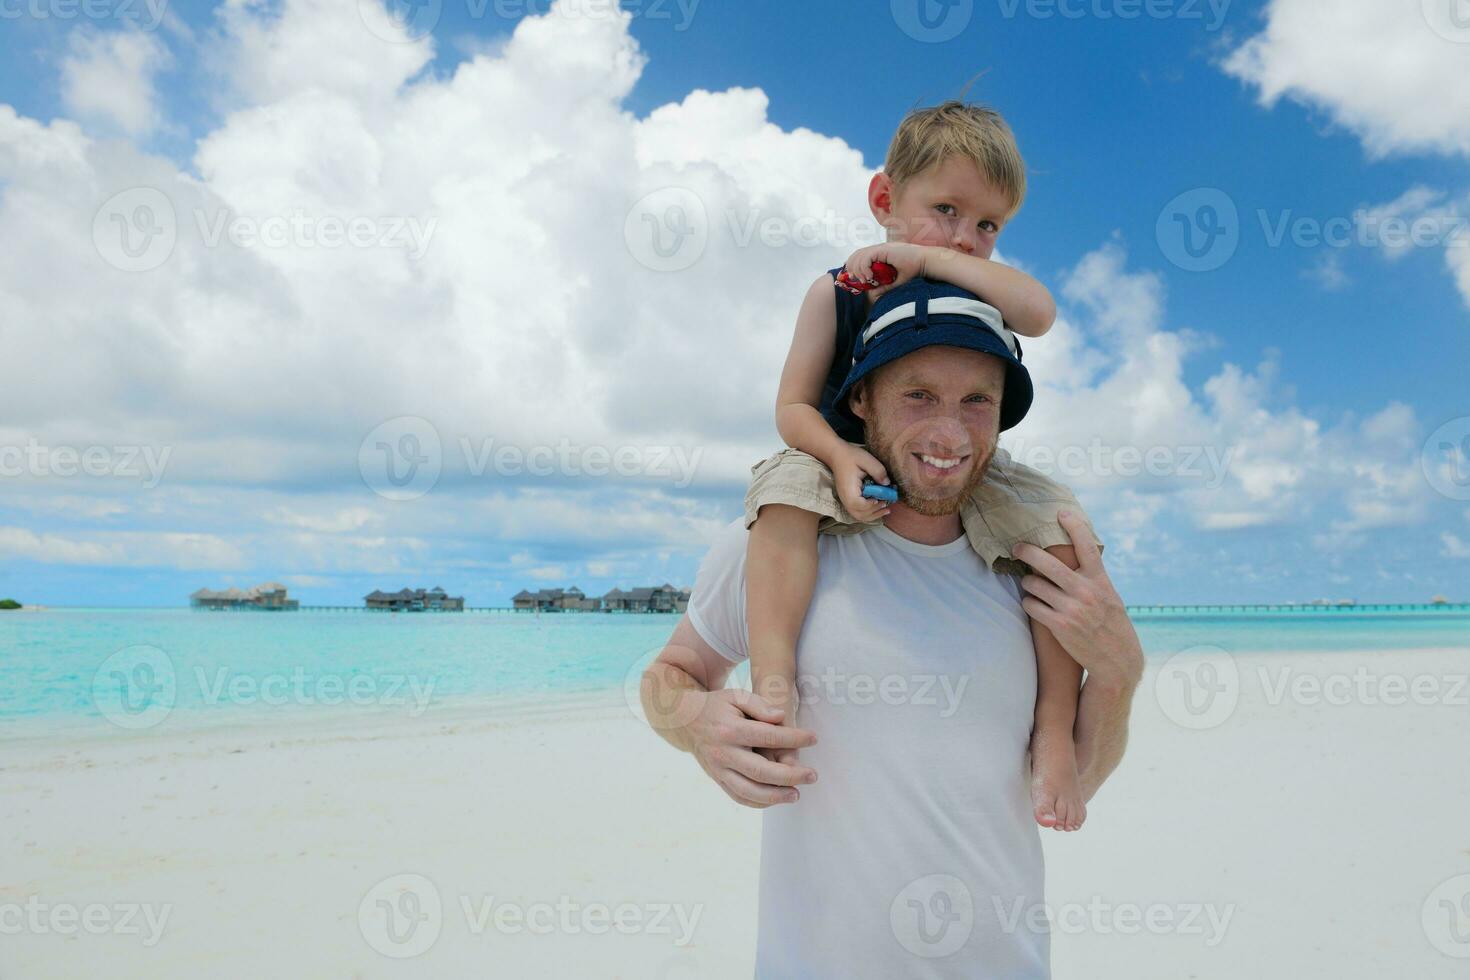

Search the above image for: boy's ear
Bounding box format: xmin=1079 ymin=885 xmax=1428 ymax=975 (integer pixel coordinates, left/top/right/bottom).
xmin=868 ymin=172 xmax=895 ymax=225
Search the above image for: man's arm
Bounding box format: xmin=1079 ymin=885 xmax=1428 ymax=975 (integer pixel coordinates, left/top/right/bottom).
xmin=1013 ymin=511 xmax=1145 ymax=801
xmin=642 ymin=615 xmax=819 ymax=808
xmin=1074 ymin=670 xmax=1138 ymax=802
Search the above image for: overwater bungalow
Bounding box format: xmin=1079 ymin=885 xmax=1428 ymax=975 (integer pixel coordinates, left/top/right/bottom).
xmin=190 ymin=582 xmax=299 ymax=611
xmin=364 ymin=586 xmax=465 ymax=612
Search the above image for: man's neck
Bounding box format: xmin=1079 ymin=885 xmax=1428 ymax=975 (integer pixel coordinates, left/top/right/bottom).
xmin=881 ymin=503 xmax=964 ymax=547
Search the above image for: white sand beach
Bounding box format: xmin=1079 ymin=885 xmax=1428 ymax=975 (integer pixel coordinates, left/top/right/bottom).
xmin=2 ymin=647 xmax=1467 ymax=978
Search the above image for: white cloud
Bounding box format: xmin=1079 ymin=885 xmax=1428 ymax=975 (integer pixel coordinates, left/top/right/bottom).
xmin=1442 ymin=532 xmax=1470 ymax=558
xmin=1222 ymin=0 xmax=1470 ymax=159
xmin=263 ymin=505 xmax=380 ymax=533
xmin=0 ymin=526 xmax=244 ymax=569
xmin=1302 ymin=251 xmax=1349 ymax=291
xmin=0 ymin=0 xmax=1445 ymax=586
xmin=59 ymin=27 xmax=171 ymax=136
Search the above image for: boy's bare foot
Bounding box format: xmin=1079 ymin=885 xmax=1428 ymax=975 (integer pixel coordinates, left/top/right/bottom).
xmin=1030 ymin=733 xmax=1086 ymax=831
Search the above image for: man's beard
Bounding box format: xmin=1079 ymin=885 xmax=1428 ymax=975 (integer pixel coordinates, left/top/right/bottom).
xmin=863 ymin=416 xmax=996 ymax=516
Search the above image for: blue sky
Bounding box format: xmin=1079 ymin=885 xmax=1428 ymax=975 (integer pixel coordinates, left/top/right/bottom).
xmin=1 ymin=0 xmax=1467 ymax=606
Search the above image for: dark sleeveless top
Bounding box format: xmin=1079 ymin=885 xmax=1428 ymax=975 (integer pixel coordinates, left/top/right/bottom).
xmin=817 ymin=266 xmax=872 ymax=443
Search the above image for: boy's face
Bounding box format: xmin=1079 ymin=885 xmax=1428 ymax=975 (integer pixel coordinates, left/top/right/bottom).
xmin=869 ymin=155 xmax=1013 ymax=260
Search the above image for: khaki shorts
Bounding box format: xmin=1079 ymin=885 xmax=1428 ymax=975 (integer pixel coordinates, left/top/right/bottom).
xmin=743 ymin=446 xmax=1103 ymax=577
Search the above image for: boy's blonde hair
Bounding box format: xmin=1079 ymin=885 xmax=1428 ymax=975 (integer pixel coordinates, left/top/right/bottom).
xmin=882 ymin=100 xmax=1027 ymax=220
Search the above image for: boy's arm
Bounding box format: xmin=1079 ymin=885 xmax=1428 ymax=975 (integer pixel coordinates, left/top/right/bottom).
xmin=774 ymin=273 xmax=856 ymax=469
xmin=920 ymin=247 xmax=1057 ymax=338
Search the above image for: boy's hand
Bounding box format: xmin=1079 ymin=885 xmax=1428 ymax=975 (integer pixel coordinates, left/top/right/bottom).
xmin=841 ymin=243 xmax=931 ymax=302
xmin=833 ymin=445 xmax=893 ymax=523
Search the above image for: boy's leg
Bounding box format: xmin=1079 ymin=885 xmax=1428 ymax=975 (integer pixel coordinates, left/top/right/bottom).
xmin=1030 ymin=606 xmax=1086 ymax=831
xmin=957 ymin=461 xmax=1099 ymax=831
xmin=746 ymin=504 xmax=819 ymax=766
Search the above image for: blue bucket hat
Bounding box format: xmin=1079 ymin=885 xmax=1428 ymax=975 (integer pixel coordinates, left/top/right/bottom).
xmin=834 ymin=277 xmax=1034 ymax=433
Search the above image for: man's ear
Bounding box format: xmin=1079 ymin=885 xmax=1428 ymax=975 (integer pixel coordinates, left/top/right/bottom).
xmin=868 ymin=172 xmax=894 ymax=226
xmin=848 ymin=379 xmax=870 ymax=422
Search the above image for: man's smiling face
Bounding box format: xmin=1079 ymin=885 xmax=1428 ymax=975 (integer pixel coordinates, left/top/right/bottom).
xmin=849 ymin=345 xmax=1006 ymax=516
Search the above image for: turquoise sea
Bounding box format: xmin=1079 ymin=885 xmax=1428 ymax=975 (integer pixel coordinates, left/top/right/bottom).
xmin=2 ymin=606 xmax=1467 ymax=736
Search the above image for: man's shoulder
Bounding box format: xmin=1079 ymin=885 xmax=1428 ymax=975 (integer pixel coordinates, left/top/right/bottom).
xmin=694 ymin=518 xmax=750 ymax=583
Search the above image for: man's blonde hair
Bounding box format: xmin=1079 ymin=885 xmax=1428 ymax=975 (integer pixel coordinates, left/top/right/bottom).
xmin=882 ymin=100 xmax=1027 ymax=219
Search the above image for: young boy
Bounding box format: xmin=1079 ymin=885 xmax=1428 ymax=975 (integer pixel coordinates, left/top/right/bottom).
xmin=744 ymin=100 xmax=1102 ymax=832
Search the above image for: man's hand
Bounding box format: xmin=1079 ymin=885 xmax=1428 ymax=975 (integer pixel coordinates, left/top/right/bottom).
xmin=685 ymin=687 xmax=820 ymax=809
xmin=1012 ymin=510 xmax=1144 ymax=692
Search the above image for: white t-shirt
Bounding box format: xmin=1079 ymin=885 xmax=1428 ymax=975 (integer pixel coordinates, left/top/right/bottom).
xmin=688 ymin=519 xmax=1048 ymax=979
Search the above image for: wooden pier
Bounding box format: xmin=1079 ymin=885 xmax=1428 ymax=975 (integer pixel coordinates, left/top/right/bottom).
xmin=1124 ymin=602 xmax=1469 ymax=615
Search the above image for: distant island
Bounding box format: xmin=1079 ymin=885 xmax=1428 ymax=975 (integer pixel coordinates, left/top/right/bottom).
xmin=0 ymin=598 xmax=20 ymax=610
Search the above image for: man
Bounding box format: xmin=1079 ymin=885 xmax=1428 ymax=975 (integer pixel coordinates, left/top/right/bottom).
xmin=642 ymin=278 xmax=1144 ymax=978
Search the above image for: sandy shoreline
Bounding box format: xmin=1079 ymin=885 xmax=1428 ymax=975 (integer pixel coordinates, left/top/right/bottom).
xmin=3 ymin=647 xmax=1468 ymax=977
